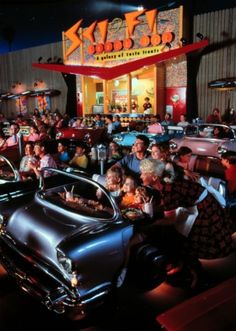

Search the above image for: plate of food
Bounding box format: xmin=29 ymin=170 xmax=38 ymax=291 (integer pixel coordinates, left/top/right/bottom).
xmin=122 ymin=208 xmax=145 ymax=221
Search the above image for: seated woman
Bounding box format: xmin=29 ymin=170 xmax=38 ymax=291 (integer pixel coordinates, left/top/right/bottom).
xmin=107 ymin=141 xmax=123 ymax=165
xmin=212 ymin=126 xmax=225 ymax=139
xmin=139 ymin=158 xmax=234 ymax=261
xmin=173 ymin=146 xmax=199 ymax=181
xmin=96 ymin=166 xmax=124 ymax=202
xmin=27 ymin=124 xmax=40 ymax=142
xmin=150 ymin=142 xmax=175 ymax=183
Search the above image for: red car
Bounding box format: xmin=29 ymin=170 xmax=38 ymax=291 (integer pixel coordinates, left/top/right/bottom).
xmin=55 ymin=127 xmax=107 ymax=145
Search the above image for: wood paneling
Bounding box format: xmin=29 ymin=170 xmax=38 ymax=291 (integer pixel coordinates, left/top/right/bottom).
xmin=194 ymin=7 xmax=236 ymax=121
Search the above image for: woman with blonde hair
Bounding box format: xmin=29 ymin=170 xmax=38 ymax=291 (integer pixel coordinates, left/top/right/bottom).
xmin=139 ymin=158 xmax=234 ymax=261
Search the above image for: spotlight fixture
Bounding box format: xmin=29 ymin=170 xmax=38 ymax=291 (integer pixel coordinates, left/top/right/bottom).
xmin=56 ymin=57 xmax=63 ymax=64
xmin=180 ymin=37 xmax=188 ymax=46
xmin=137 ymin=5 xmax=144 ymax=11
xmin=47 ymin=57 xmax=52 ymax=63
xmin=38 ymin=56 xmax=43 ymax=63
xmin=196 ymin=33 xmax=204 ymax=40
xmin=165 ymin=42 xmax=172 ymax=49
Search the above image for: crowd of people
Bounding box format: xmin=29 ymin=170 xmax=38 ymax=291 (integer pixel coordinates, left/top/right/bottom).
xmin=0 ymin=106 xmax=236 ymax=288
xmin=86 ymin=133 xmax=234 ymax=288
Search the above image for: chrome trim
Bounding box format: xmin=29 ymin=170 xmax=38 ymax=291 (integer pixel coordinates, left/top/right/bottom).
xmin=0 ymin=234 xmax=111 ymax=316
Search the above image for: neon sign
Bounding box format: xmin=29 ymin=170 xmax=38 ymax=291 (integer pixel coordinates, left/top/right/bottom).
xmin=64 ymin=8 xmax=175 ymax=59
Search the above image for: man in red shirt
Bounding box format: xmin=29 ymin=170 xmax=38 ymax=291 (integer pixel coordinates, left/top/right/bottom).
xmin=221 ymin=151 xmax=236 ymax=196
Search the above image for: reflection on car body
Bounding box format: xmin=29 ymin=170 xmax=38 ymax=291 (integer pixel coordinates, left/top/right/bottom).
xmin=113 ymin=125 xmax=184 ymax=147
xmin=55 ymin=127 xmax=106 ymax=145
xmin=170 ymin=123 xmax=236 ymax=157
xmin=0 ymin=168 xmax=166 ymax=318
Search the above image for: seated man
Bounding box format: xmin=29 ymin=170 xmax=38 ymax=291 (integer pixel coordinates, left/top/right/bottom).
xmin=147 ymin=115 xmax=164 ymax=134
xmin=28 ymin=140 xmax=57 ymax=178
xmin=19 ymin=142 xmax=38 ymax=180
xmin=5 ymin=123 xmax=20 ymax=147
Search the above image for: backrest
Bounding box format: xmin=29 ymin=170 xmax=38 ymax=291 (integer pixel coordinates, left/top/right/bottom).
xmin=207 ymin=177 xmax=226 ymax=199
xmin=193 ymin=156 xmax=225 ymax=179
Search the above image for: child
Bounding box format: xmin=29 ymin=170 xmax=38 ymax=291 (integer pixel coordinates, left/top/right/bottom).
xmin=133 ymin=186 xmax=151 ymax=208
xmin=119 ymin=176 xmax=137 ymax=209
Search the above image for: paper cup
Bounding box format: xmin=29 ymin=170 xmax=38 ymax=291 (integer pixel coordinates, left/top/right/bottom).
xmin=143 ymin=202 xmax=154 ymax=218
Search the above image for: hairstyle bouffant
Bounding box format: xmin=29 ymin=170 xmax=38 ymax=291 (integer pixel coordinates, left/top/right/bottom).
xmin=140 ymin=159 xmax=165 ymax=177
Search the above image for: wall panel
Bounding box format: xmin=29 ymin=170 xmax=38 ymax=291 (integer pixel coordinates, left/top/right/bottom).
xmin=0 ymin=42 xmax=66 ymax=117
xmin=194 ymin=7 xmax=236 ymax=120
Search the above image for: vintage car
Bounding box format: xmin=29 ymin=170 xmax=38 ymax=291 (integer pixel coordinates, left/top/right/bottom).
xmin=55 ymin=127 xmax=107 ymax=145
xmin=169 ymin=123 xmax=236 ymax=158
xmin=0 ymin=154 xmax=39 ymax=217
xmin=1 ymin=157 xmax=235 ymax=320
xmin=0 ymin=168 xmax=167 ymax=319
xmin=0 ymin=154 xmax=77 ymax=217
xmin=112 ymin=126 xmax=184 ymax=147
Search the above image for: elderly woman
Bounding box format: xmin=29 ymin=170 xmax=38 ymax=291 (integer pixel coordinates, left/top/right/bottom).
xmin=139 ymin=158 xmax=234 ymax=261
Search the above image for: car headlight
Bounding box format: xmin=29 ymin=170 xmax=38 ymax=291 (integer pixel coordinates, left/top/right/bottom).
xmin=56 ymin=132 xmax=63 ymax=139
xmin=169 ymin=141 xmax=177 ymax=150
xmin=57 ymin=249 xmax=73 ymax=274
xmin=0 ymin=213 xmax=8 ymax=232
xmin=113 ymin=136 xmax=123 ymax=142
xmin=218 ymin=146 xmax=227 ymax=155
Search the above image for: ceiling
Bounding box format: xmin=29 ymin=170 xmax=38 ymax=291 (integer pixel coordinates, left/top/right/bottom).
xmin=0 ymin=0 xmax=235 ymax=54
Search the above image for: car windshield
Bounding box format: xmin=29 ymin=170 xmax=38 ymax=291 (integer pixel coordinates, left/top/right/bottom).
xmin=41 ymin=174 xmax=115 ymax=220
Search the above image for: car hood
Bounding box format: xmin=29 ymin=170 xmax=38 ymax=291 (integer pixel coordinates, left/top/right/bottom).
xmin=5 ymin=201 xmax=103 ymax=268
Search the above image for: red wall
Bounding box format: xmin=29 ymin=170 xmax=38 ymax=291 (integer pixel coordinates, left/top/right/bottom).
xmin=165 ymin=87 xmax=186 ymax=123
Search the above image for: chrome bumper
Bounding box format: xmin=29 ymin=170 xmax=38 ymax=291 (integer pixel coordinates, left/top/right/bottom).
xmin=0 ymin=233 xmax=110 ymax=317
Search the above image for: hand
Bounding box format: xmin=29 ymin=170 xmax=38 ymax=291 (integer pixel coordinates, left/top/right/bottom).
xmin=184 ymin=170 xmax=200 ymax=182
xmin=27 ymin=159 xmax=37 ymax=170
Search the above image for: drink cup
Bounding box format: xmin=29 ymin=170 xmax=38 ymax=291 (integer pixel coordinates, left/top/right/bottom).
xmin=143 ymin=202 xmax=154 ymax=218
xmin=66 ymin=191 xmax=73 ymax=201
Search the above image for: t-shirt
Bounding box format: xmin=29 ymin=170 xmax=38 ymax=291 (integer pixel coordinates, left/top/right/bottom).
xmin=225 ymin=165 xmax=236 ymax=194
xmin=118 ymin=153 xmax=150 ymax=180
xmin=69 ymin=154 xmax=88 ymax=169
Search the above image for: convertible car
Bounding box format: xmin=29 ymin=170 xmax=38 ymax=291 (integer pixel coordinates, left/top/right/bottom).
xmin=0 ymin=160 xmax=234 ymax=319
xmin=0 ymin=169 xmax=167 ymax=319
xmin=55 ymin=127 xmax=107 ymax=145
xmin=169 ymin=123 xmax=236 ymax=158
xmin=0 ymin=154 xmax=38 ymax=217
xmin=0 ymin=154 xmax=76 ymax=217
xmin=112 ymin=125 xmax=184 ymax=147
